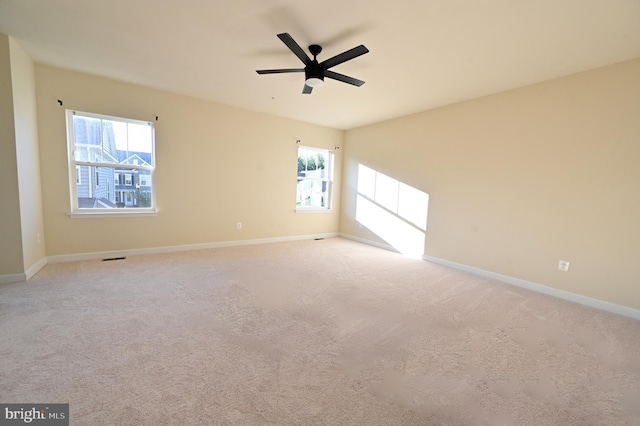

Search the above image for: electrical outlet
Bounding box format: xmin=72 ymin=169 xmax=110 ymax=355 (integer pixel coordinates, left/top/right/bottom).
xmin=236 ymin=222 xmax=242 ymax=230
xmin=558 ymin=260 xmax=570 ymax=272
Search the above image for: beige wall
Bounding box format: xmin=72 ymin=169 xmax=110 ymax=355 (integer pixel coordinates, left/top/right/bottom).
xmin=341 ymin=58 xmax=640 ymax=310
xmin=0 ymin=34 xmax=25 ymax=276
xmin=10 ymin=37 xmax=45 ymax=273
xmin=35 ymin=65 xmax=342 ymax=256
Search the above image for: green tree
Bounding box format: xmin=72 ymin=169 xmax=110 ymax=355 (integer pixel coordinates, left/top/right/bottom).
xmin=137 ymin=191 xmax=151 ymax=207
xmin=307 ymin=156 xmax=317 ymax=171
xmin=298 ymin=155 xmax=318 ymax=173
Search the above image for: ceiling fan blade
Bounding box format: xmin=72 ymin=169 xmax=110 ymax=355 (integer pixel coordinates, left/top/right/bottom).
xmin=277 ymin=33 xmax=311 ymax=65
xmin=319 ymin=45 xmax=369 ymax=69
xmin=302 ymin=84 xmax=313 ymax=94
xmin=256 ymin=68 xmax=304 ymax=74
xmin=324 ymin=70 xmax=365 ymax=87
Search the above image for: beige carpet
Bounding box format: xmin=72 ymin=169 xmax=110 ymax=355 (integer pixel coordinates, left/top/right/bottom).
xmin=1 ymin=237 xmax=639 ymax=425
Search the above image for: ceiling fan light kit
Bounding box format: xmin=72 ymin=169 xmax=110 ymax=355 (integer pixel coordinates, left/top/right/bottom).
xmin=305 ymin=77 xmax=324 ymax=88
xmin=256 ymin=33 xmax=368 ymax=94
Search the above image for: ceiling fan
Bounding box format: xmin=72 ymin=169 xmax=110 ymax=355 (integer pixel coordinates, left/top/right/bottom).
xmin=256 ymin=33 xmax=369 ymax=94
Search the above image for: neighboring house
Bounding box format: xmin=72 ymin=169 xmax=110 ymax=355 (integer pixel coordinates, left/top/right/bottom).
xmin=74 ymin=116 xmax=152 ymax=208
xmin=114 ymin=154 xmax=152 ymax=208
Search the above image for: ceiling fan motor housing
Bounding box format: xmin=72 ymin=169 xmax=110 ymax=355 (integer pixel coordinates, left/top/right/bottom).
xmin=305 ymin=61 xmax=324 ymax=85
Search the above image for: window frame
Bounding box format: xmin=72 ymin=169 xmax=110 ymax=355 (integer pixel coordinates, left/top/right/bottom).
xmin=66 ymin=110 xmax=157 ymax=217
xmin=296 ymin=145 xmax=334 ymax=212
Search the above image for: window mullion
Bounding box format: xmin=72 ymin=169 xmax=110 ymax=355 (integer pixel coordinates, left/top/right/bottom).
xmin=99 ymin=118 xmax=104 ymax=162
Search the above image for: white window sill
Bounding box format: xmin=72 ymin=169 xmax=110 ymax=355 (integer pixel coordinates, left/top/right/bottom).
xmin=68 ymin=209 xmax=158 ymax=218
xmin=295 ymin=208 xmax=333 ymax=214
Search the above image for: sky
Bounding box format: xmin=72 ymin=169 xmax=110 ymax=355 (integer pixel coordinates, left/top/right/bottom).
xmin=111 ymin=120 xmax=153 ymax=153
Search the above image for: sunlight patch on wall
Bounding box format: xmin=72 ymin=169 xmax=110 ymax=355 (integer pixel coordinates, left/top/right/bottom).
xmin=355 ymin=164 xmax=429 ymax=258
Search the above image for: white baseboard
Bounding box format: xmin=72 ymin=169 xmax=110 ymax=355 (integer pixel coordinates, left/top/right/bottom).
xmin=46 ymin=232 xmax=339 ymax=264
xmin=0 ymin=257 xmax=48 ymax=284
xmin=0 ymin=272 xmax=27 ymax=285
xmin=339 ymin=233 xmax=640 ymax=321
xmin=340 ymin=233 xmax=402 ymax=253
xmin=25 ymin=257 xmax=47 ymax=280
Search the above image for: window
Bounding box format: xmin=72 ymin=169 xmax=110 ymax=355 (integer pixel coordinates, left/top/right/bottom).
xmin=66 ymin=110 xmax=156 ymax=215
xmin=139 ymin=174 xmax=150 ymax=187
xmin=296 ymin=146 xmax=333 ymax=210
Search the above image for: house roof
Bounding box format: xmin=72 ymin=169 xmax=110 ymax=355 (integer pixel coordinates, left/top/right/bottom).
xmin=118 ymin=153 xmax=152 ymax=166
xmin=1 ymin=0 xmax=639 ymax=129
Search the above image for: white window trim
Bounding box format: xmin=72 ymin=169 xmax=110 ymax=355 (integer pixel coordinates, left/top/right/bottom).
xmin=296 ymin=145 xmax=334 ymax=212
xmin=68 ymin=211 xmax=158 ymax=218
xmin=66 ymin=109 xmax=157 ymax=217
xmin=295 ymin=208 xmax=333 ymax=214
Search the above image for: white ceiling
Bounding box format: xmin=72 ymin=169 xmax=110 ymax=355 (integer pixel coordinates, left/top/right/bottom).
xmin=1 ymin=0 xmax=639 ymax=130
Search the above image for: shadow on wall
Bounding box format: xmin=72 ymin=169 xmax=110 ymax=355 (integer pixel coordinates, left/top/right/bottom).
xmin=356 ymin=164 xmax=429 ymax=258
